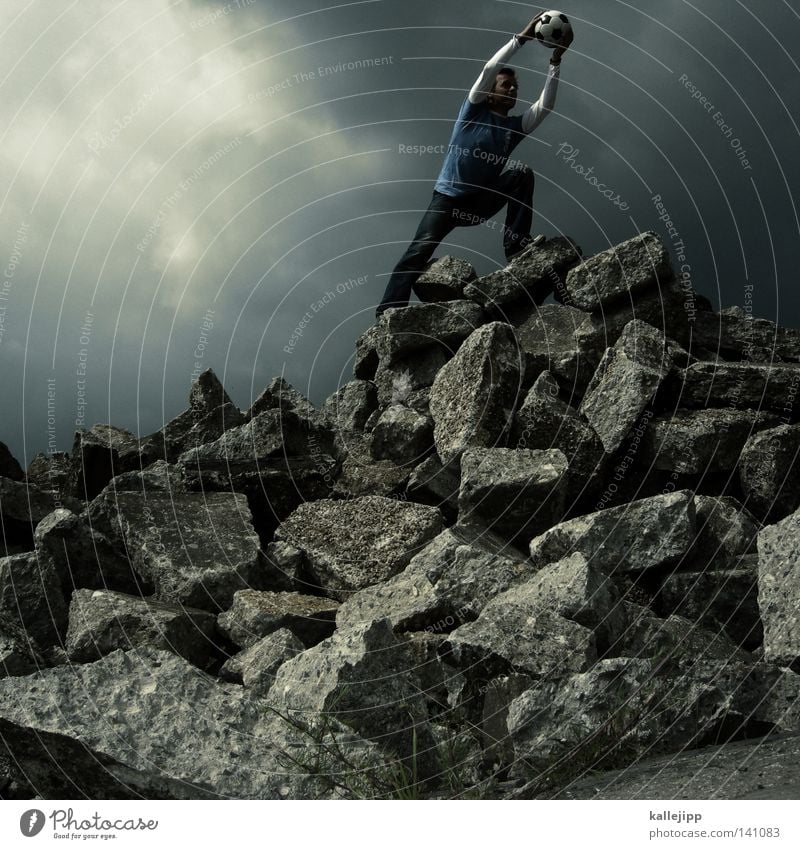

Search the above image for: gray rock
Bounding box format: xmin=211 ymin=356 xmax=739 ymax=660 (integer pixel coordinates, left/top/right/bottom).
xmin=0 ymin=647 xmax=380 ymax=798
xmin=323 ymin=380 xmax=378 ymax=431
xmin=640 ymin=409 xmax=779 ymax=475
xmin=463 ymin=237 xmax=582 ymax=311
xmin=217 ymin=589 xmax=339 ymax=648
xmin=562 ymin=231 xmax=672 ymax=311
xmin=511 ymin=371 xmax=605 ymax=501
xmin=269 ymin=618 xmax=437 ymax=775
xmin=739 ymin=424 xmax=800 ymax=521
xmin=658 ymin=567 xmax=762 ymax=649
xmin=25 ymin=451 xmax=72 ymax=496
xmin=506 ymin=657 xmax=800 ymax=788
xmin=671 ymin=361 xmax=800 ymax=413
xmin=691 ymin=496 xmax=761 ymax=566
xmin=376 ymin=300 xmax=486 ymax=362
xmin=0 ymin=552 xmax=68 ymax=646
xmin=614 ymin=602 xmax=748 ymax=663
xmin=405 ymin=454 xmax=461 ymax=516
xmin=335 ymin=527 xmax=533 ymax=633
xmin=515 ymin=304 xmax=604 ymax=397
xmin=508 ymin=552 xmax=626 ymax=651
xmin=332 ymin=431 xmax=410 ymax=499
xmin=529 ymin=490 xmax=696 ymax=574
xmin=65 ymin=588 xmax=219 ymax=668
xmin=373 ymin=347 xmax=450 ymax=407
xmin=458 ymin=447 xmax=568 ymax=539
xmin=757 ymin=508 xmax=800 ymax=668
xmin=580 ymin=320 xmax=672 ymax=454
xmin=443 ymin=605 xmax=596 ymax=679
xmin=0 ymin=612 xmax=44 ymax=678
xmin=177 ymin=408 xmax=310 ymax=469
xmin=261 ymin=540 xmax=306 ymax=592
xmin=692 ymin=308 xmax=800 ymax=364
xmin=86 ymin=491 xmax=264 ymax=611
xmin=145 ymin=369 xmax=244 ymax=462
xmin=275 ymin=496 xmax=444 ymax=601
xmin=0 ymin=442 xmax=23 ymax=481
xmin=68 ymin=423 xmax=145 ymax=500
xmin=98 ymin=460 xmax=187 ymax=495
xmin=415 ymin=256 xmax=477 ymax=302
xmin=429 ymin=322 xmax=523 ymax=465
xmin=371 ymin=405 xmax=433 ymax=465
xmin=219 ymin=628 xmax=305 ymax=695
xmin=34 ymin=508 xmax=140 ymax=595
xmin=481 ymin=674 xmax=534 ymax=770
xmin=556 ymin=731 xmax=800 ymax=800
xmin=0 ymin=476 xmax=82 ymax=529
xmin=353 ymin=325 xmax=380 ymax=380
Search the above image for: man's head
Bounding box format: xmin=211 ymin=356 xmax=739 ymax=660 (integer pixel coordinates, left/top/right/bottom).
xmin=487 ymin=67 xmax=518 ymax=115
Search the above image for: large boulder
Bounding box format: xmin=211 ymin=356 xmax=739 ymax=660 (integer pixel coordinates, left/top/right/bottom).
xmin=562 ymin=231 xmax=672 ymax=311
xmin=65 ymin=589 xmax=219 ymax=668
xmin=0 ymin=477 xmax=82 ymax=550
xmin=579 ymin=320 xmax=672 ymax=455
xmin=0 ymin=551 xmax=68 ymax=646
xmin=68 ymin=424 xmax=145 ymax=500
xmin=757 ymin=507 xmax=800 ymax=669
xmin=370 ymin=405 xmax=433 ymax=465
xmin=25 ymin=451 xmax=72 ymax=496
xmin=458 ymin=447 xmax=569 ymax=539
xmin=217 ymin=589 xmax=339 ymax=649
xmin=739 ymin=424 xmax=800 ymax=521
xmin=506 ymin=658 xmax=800 ymax=788
xmin=463 ymin=237 xmax=582 ymax=313
xmin=658 ymin=565 xmax=762 ymax=649
xmin=34 ymin=508 xmax=140 ymax=595
xmin=335 ymin=527 xmax=533 ymax=633
xmin=429 ymin=322 xmax=523 ymax=465
xmin=0 ymin=648 xmax=380 ymax=798
xmin=0 ymin=442 xmax=23 ymax=481
xmin=332 ymin=431 xmax=410 ymax=499
xmin=269 ymin=618 xmax=437 ymax=777
xmin=640 ymin=409 xmax=779 ymax=475
xmin=671 ymin=361 xmax=800 ymax=414
xmin=86 ymin=491 xmax=264 ymax=611
xmin=219 ymin=628 xmax=305 ymax=696
xmin=415 ymin=256 xmax=477 ymax=302
xmin=375 ymin=301 xmax=485 ymax=362
xmin=514 ymin=304 xmax=605 ymax=397
xmin=528 ymin=490 xmax=696 ymax=574
xmin=275 ymin=496 xmax=443 ymax=600
xmin=511 ymin=371 xmax=605 ymax=502
xmin=692 ymin=307 xmax=800 ymax=364
xmin=0 ymin=612 xmax=44 ymax=678
xmin=689 ymin=495 xmax=761 ymax=567
xmin=323 ymin=380 xmax=378 ymax=432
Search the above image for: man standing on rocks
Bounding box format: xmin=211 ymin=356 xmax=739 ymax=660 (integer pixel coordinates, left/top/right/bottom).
xmin=375 ymin=12 xmax=572 ymax=317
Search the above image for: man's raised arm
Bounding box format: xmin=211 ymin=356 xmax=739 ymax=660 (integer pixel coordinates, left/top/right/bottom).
xmin=467 ymin=12 xmax=546 ymax=104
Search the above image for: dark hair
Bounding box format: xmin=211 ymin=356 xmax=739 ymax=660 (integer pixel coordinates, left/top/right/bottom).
xmin=497 ymin=67 xmax=516 ymax=77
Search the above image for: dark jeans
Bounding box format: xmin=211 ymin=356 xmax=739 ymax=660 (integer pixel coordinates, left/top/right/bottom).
xmin=376 ymin=165 xmax=535 ymax=315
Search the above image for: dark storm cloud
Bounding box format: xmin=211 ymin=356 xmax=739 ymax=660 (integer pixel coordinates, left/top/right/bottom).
xmin=1 ymin=0 xmax=798 ymax=464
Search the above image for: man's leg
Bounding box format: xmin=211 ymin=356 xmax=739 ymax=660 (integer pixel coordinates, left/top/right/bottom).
xmin=452 ymin=166 xmax=536 ymax=261
xmin=497 ymin=166 xmax=535 ymax=260
xmin=376 ymin=192 xmax=457 ymax=317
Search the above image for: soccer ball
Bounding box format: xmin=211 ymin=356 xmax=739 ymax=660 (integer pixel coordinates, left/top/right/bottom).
xmin=534 ymin=10 xmax=573 ymax=48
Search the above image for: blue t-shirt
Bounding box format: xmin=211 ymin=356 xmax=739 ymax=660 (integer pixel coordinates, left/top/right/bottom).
xmin=433 ymin=97 xmax=526 ymax=198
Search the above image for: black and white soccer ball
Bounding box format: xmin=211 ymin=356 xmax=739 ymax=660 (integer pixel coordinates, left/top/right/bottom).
xmin=534 ymin=10 xmax=573 ymax=48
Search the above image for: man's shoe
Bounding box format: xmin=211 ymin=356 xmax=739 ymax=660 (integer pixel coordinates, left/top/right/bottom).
xmin=506 ymin=234 xmax=545 ymax=262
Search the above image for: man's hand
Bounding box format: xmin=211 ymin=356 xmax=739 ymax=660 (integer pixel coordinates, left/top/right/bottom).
xmin=550 ymin=26 xmax=574 ymax=63
xmin=517 ymin=11 xmax=545 ymax=44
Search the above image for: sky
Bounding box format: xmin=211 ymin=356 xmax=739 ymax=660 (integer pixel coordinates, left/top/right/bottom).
xmin=1 ymin=0 xmax=798 ymax=466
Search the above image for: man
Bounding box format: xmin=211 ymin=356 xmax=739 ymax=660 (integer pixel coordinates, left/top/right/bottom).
xmin=375 ymin=12 xmax=573 ymax=318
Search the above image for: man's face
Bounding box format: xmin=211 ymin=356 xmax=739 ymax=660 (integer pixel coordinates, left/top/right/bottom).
xmin=489 ymin=72 xmax=518 ymax=110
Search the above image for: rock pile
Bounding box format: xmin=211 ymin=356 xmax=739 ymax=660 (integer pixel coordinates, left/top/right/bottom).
xmin=2 ymin=231 xmax=800 ymax=799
